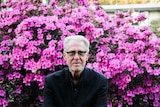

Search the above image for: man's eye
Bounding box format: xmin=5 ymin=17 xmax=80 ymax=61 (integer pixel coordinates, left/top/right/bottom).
xmin=78 ymin=51 xmax=86 ymax=55
xmin=70 ymin=51 xmax=75 ymax=55
xmin=78 ymin=51 xmax=84 ymax=55
xmin=67 ymin=51 xmax=75 ymax=55
xmin=66 ymin=51 xmax=86 ymax=56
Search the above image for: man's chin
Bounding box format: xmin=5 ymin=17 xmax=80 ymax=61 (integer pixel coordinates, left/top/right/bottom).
xmin=72 ymin=68 xmax=83 ymax=72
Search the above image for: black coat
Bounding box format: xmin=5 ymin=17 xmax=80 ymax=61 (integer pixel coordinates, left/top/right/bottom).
xmin=42 ymin=67 xmax=108 ymax=107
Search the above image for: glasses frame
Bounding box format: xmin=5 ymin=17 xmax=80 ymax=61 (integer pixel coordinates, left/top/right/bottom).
xmin=66 ymin=50 xmax=87 ymax=57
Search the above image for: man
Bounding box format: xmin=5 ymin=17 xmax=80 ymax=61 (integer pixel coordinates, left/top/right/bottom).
xmin=42 ymin=35 xmax=108 ymax=107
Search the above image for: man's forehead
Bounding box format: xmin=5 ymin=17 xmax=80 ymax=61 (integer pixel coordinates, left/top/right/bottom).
xmin=68 ymin=40 xmax=85 ymax=46
xmin=67 ymin=46 xmax=85 ymax=51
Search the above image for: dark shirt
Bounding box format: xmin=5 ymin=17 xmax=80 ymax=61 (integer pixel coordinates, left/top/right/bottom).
xmin=42 ymin=67 xmax=108 ymax=107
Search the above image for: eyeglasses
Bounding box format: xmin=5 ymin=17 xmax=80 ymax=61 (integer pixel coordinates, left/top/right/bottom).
xmin=66 ymin=51 xmax=87 ymax=57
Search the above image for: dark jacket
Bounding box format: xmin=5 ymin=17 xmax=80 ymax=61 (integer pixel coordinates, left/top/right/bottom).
xmin=42 ymin=67 xmax=108 ymax=107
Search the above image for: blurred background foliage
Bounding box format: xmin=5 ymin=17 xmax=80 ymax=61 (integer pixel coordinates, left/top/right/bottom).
xmin=149 ymin=18 xmax=160 ymax=38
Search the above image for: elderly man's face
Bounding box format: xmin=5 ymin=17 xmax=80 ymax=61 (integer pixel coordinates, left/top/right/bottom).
xmin=63 ymin=40 xmax=89 ymax=73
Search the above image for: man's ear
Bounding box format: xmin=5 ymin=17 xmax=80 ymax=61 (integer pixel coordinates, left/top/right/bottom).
xmin=86 ymin=53 xmax=90 ymax=61
xmin=63 ymin=52 xmax=66 ymax=60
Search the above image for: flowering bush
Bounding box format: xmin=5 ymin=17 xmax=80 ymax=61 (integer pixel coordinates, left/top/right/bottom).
xmin=0 ymin=0 xmax=160 ymax=107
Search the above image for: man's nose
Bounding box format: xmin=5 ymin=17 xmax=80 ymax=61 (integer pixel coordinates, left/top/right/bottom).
xmin=74 ymin=53 xmax=80 ymax=59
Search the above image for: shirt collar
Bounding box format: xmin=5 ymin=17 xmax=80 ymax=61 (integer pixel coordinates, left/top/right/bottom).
xmin=64 ymin=67 xmax=87 ymax=85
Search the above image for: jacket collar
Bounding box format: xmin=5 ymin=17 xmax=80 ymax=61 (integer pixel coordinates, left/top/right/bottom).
xmin=63 ymin=67 xmax=89 ymax=85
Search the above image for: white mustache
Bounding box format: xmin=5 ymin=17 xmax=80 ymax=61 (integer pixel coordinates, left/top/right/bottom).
xmin=72 ymin=62 xmax=81 ymax=64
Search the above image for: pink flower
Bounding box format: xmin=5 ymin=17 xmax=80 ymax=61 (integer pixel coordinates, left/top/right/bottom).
xmin=13 ymin=72 xmax=21 ymax=79
xmin=149 ymin=94 xmax=154 ymax=100
xmin=135 ymin=40 xmax=145 ymax=50
xmin=135 ymin=13 xmax=146 ymax=21
xmin=2 ymin=55 xmax=9 ymax=61
xmin=26 ymin=45 xmax=37 ymax=54
xmin=2 ymin=99 xmax=8 ymax=107
xmin=127 ymin=90 xmax=135 ymax=97
xmin=50 ymin=0 xmax=58 ymax=6
xmin=123 ymin=75 xmax=131 ymax=83
xmin=118 ymin=102 xmax=123 ymax=107
xmin=143 ymin=96 xmax=148 ymax=102
xmin=41 ymin=59 xmax=52 ymax=69
xmin=57 ymin=52 xmax=62 ymax=58
xmin=153 ymin=100 xmax=159 ymax=107
xmin=48 ymin=40 xmax=57 ymax=48
xmin=46 ymin=34 xmax=51 ymax=40
xmin=121 ymin=59 xmax=138 ymax=71
xmin=38 ymin=95 xmax=44 ymax=102
xmin=77 ymin=0 xmax=89 ymax=6
xmin=96 ymin=51 xmax=105 ymax=61
xmin=135 ymin=87 xmax=145 ymax=94
xmin=14 ymin=36 xmax=29 ymax=47
xmin=34 ymin=75 xmax=43 ymax=82
xmin=0 ymin=90 xmax=5 ymax=96
xmin=104 ymin=71 xmax=112 ymax=79
xmin=86 ymin=63 xmax=93 ymax=69
xmin=21 ymin=31 xmax=33 ymax=40
xmin=23 ymin=73 xmax=34 ymax=86
xmin=0 ymin=70 xmax=3 ymax=75
xmin=152 ymin=69 xmax=160 ymax=76
xmin=16 ymin=88 xmax=21 ymax=94
xmin=109 ymin=59 xmax=121 ymax=70
xmin=7 ymin=74 xmax=13 ymax=80
xmin=45 ymin=24 xmax=56 ymax=30
xmin=42 ymin=48 xmax=51 ymax=57
xmin=137 ymin=53 xmax=148 ymax=61
xmin=2 ymin=62 xmax=9 ymax=69
xmin=94 ymin=28 xmax=104 ymax=38
xmin=93 ymin=62 xmax=101 ymax=73
xmin=24 ymin=59 xmax=37 ymax=71
xmin=151 ymin=85 xmax=159 ymax=93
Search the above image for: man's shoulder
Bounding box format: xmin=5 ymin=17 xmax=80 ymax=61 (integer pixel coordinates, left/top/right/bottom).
xmin=84 ymin=68 xmax=108 ymax=87
xmin=45 ymin=67 xmax=68 ymax=80
xmin=85 ymin=67 xmax=107 ymax=80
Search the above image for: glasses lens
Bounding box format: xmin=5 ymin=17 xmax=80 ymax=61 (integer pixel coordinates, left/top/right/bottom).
xmin=78 ymin=51 xmax=86 ymax=56
xmin=67 ymin=51 xmax=75 ymax=56
xmin=66 ymin=51 xmax=86 ymax=56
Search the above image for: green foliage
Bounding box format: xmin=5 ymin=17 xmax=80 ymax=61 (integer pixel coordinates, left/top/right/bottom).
xmin=149 ymin=18 xmax=160 ymax=38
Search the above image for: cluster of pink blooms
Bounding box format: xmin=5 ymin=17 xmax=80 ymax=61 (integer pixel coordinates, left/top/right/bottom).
xmin=0 ymin=0 xmax=159 ymax=106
